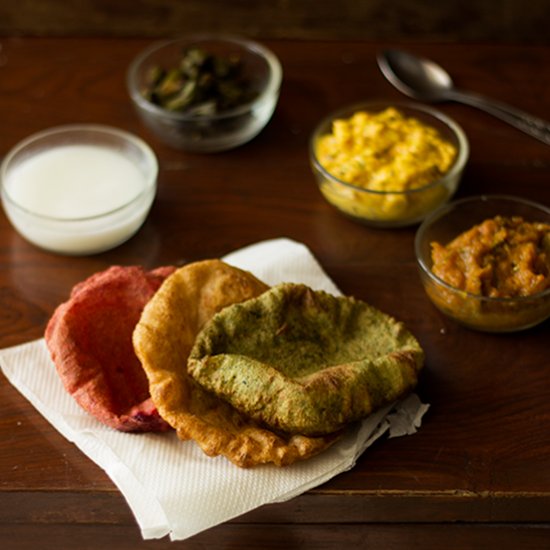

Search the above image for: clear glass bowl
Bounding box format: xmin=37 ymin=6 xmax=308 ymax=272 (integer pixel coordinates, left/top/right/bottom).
xmin=310 ymin=101 xmax=469 ymax=227
xmin=1 ymin=124 xmax=158 ymax=255
xmin=415 ymin=195 xmax=550 ymax=332
xmin=127 ymin=34 xmax=282 ymax=152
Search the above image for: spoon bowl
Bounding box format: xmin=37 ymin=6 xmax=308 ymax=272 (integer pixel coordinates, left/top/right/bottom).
xmin=377 ymin=49 xmax=454 ymax=101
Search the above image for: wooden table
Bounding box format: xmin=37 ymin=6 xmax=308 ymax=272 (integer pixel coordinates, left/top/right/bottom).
xmin=0 ymin=38 xmax=549 ymax=549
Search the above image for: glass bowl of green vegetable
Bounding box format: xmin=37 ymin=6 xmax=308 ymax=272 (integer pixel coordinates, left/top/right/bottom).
xmin=127 ymin=35 xmax=282 ymax=152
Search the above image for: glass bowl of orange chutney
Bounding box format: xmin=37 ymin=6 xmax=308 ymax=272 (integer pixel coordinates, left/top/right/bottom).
xmin=415 ymin=195 xmax=550 ymax=332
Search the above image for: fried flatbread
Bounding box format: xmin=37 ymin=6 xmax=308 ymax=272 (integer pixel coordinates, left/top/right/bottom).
xmin=45 ymin=265 xmax=176 ymax=432
xmin=133 ymin=260 xmax=340 ymax=467
xmin=188 ymin=283 xmax=424 ymax=436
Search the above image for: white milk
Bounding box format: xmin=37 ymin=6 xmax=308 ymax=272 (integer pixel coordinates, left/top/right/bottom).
xmin=3 ymin=144 xmax=156 ymax=255
xmin=7 ymin=145 xmax=146 ymax=218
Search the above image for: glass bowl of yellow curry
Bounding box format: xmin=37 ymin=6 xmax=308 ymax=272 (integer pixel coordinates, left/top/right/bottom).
xmin=310 ymin=101 xmax=468 ymax=227
xmin=415 ymin=195 xmax=550 ymax=332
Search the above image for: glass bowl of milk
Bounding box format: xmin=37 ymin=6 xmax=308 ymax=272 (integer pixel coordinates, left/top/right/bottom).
xmin=0 ymin=125 xmax=158 ymax=255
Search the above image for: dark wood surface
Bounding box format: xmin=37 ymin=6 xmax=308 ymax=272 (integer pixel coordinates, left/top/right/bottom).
xmin=1 ymin=38 xmax=549 ymax=549
xmin=1 ymin=0 xmax=550 ymax=44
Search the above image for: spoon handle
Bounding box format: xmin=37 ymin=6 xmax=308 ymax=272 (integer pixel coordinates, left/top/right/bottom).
xmin=447 ymin=89 xmax=550 ymax=145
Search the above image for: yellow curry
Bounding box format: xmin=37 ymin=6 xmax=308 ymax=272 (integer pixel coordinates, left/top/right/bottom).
xmin=315 ymin=107 xmax=457 ymax=222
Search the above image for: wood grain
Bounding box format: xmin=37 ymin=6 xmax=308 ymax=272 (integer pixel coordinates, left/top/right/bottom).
xmin=0 ymin=1 xmax=549 ymax=44
xmin=0 ymin=37 xmax=549 ymax=549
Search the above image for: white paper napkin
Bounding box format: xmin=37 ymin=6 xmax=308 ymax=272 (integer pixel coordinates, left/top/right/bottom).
xmin=0 ymin=238 xmax=429 ymax=541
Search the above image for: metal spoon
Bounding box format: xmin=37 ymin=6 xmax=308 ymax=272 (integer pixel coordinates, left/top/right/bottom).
xmin=377 ymin=49 xmax=550 ymax=145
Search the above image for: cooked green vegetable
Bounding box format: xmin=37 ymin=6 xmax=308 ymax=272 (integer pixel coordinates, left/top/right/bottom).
xmin=142 ymin=47 xmax=257 ymax=114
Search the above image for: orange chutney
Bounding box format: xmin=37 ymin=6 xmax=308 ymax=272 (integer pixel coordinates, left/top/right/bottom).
xmin=431 ymin=215 xmax=550 ymax=298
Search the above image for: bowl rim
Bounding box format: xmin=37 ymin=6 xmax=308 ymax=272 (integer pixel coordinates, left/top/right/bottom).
xmin=309 ymin=100 xmax=469 ymax=196
xmin=126 ymin=33 xmax=283 ymax=122
xmin=415 ymin=193 xmax=550 ymax=304
xmin=0 ymin=124 xmax=158 ymax=223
